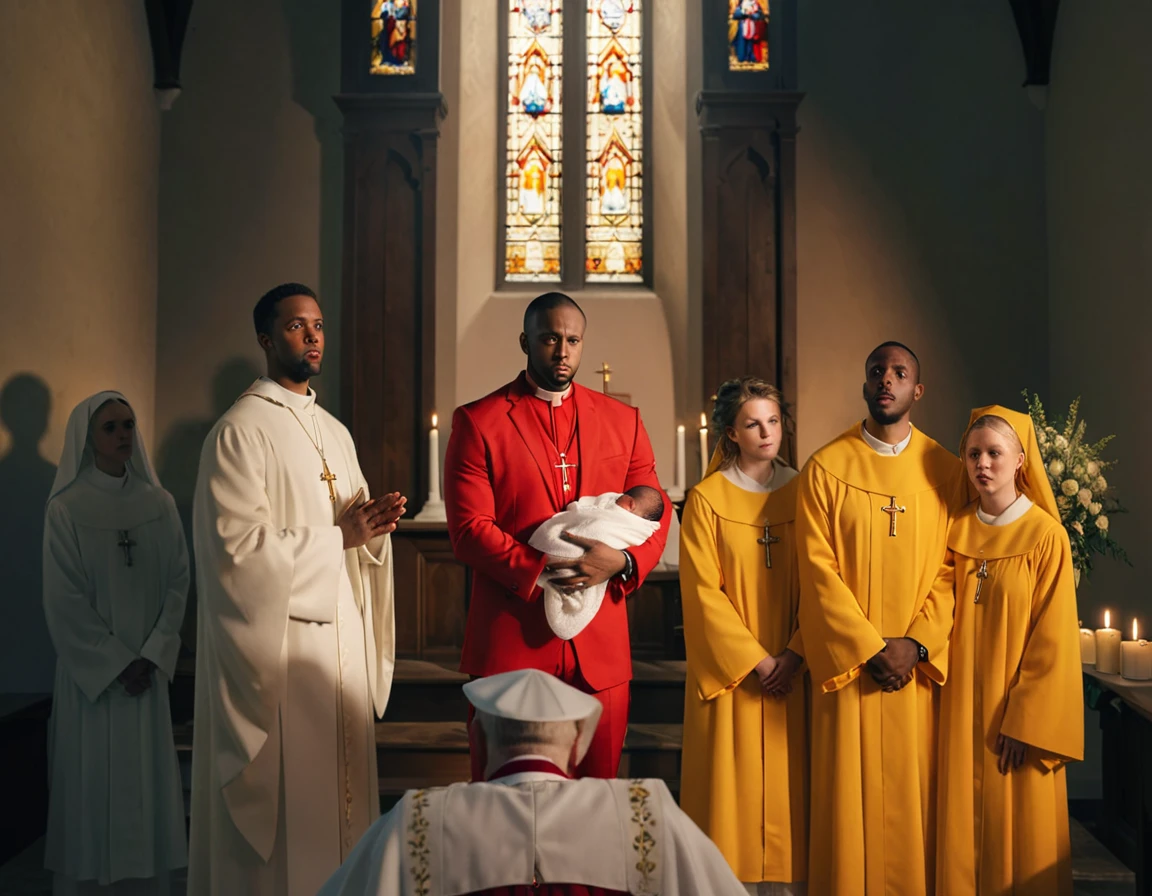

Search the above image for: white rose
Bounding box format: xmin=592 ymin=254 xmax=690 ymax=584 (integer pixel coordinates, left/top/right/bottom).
xmin=1078 ymin=488 xmax=1093 ymax=508
xmin=1087 ymin=461 xmax=1100 ymax=477
xmin=1089 ymin=502 xmax=1102 ymax=515
xmin=1061 ymin=479 xmax=1080 ymax=497
xmin=1055 ymin=435 xmax=1069 ymax=451
xmin=1073 ymin=465 xmax=1086 ymax=480
xmin=1048 ymin=459 xmax=1065 ymax=477
xmin=1096 ymin=515 xmax=1109 ymax=532
xmin=1072 ymin=521 xmax=1084 ymax=535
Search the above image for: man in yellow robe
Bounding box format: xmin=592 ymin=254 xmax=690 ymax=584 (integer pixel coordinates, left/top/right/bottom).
xmin=796 ymin=342 xmax=960 ymax=896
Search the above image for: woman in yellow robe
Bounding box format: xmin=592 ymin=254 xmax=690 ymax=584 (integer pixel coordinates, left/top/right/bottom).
xmin=680 ymin=377 xmax=808 ymax=893
xmin=937 ymin=406 xmax=1084 ymax=895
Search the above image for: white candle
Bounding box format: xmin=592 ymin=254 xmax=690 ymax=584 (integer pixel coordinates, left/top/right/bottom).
xmin=428 ymin=413 xmax=441 ymax=503
xmin=699 ymin=413 xmax=709 ymax=481
xmin=1121 ymin=619 xmax=1152 ymax=681
xmin=675 ymin=425 xmax=686 ymax=492
xmin=1079 ymin=620 xmax=1097 ymax=665
xmin=1095 ymin=610 xmax=1122 ymax=675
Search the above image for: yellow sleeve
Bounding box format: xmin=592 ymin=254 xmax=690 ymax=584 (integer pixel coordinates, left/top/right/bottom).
xmin=679 ymin=490 xmax=769 ymax=700
xmin=1000 ymin=530 xmax=1085 ymax=768
xmin=795 ymin=462 xmax=886 ymax=692
xmin=906 ymin=547 xmax=955 ymax=685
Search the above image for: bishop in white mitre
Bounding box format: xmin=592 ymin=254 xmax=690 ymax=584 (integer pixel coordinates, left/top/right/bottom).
xmin=189 ymin=284 xmax=406 ymax=896
xmin=43 ymin=391 xmax=188 ymax=895
xmin=318 ymin=669 xmax=748 ymax=896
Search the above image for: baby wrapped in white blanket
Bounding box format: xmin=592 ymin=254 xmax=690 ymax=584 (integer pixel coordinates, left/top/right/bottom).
xmin=528 ymin=486 xmax=665 ymax=640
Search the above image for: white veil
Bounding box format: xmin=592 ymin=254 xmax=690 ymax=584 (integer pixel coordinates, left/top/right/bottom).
xmin=48 ymin=391 xmax=160 ymax=502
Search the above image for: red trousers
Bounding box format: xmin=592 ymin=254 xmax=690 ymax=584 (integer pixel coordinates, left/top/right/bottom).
xmin=468 ymin=643 xmax=630 ymax=781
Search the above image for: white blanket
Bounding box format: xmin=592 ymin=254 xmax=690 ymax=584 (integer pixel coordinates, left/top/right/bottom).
xmin=528 ymin=494 xmax=661 ymax=640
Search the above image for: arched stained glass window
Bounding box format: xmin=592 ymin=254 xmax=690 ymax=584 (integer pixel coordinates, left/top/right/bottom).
xmin=502 ymin=1 xmax=649 ymax=287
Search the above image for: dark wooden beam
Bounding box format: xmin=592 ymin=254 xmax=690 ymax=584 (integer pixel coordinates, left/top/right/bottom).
xmin=143 ymin=0 xmax=194 ymax=90
xmin=1008 ymin=0 xmax=1062 ymax=87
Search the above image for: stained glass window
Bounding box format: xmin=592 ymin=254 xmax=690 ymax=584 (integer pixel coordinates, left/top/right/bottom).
xmin=585 ymin=0 xmax=643 ymax=282
xmin=371 ymin=0 xmax=417 ymax=76
xmin=728 ymin=0 xmax=769 ymax=72
xmin=505 ymin=2 xmax=563 ymax=282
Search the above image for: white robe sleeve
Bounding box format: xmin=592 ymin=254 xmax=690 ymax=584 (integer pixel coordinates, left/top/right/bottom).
xmin=139 ymin=495 xmax=189 ymax=681
xmin=195 ymin=419 xmax=346 ymax=785
xmin=42 ymin=500 xmax=138 ymax=702
xmin=315 ymin=800 xmax=405 ymax=896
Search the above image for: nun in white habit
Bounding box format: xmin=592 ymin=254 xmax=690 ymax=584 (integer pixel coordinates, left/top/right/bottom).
xmin=42 ymin=392 xmax=189 ymax=895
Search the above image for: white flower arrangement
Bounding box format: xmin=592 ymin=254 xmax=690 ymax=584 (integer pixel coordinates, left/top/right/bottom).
xmin=1024 ymin=391 xmax=1129 ymax=577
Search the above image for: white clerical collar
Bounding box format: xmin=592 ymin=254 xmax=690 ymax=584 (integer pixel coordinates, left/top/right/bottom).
xmin=861 ymin=421 xmax=913 ymax=456
xmin=525 ymin=370 xmax=572 ymax=408
xmin=84 ymin=464 xmax=131 ymax=492
xmin=976 ymin=493 xmax=1033 ymax=526
xmin=258 ymin=376 xmax=317 ymax=412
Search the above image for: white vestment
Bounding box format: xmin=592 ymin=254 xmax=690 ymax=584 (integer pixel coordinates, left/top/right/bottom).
xmin=317 ymin=771 xmax=748 ymax=896
xmin=528 ymin=494 xmax=660 ymax=640
xmin=188 ymin=378 xmax=397 ymax=896
xmin=42 ymin=392 xmax=188 ymax=893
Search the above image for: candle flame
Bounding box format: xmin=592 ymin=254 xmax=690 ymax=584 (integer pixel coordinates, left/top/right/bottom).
xmin=1105 ymin=610 xmax=1110 ymax=629
xmin=677 ymin=424 xmax=685 ymax=433
xmin=699 ymin=412 xmax=707 ymax=429
xmin=1135 ymin=619 xmax=1139 ymax=641
xmin=431 ymin=413 xmax=438 ymax=429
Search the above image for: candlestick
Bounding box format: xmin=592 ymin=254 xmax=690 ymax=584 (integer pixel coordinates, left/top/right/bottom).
xmin=1094 ymin=610 xmax=1122 ymax=675
xmin=413 ymin=411 xmax=447 ymax=522
xmin=699 ymin=413 xmax=709 ymax=482
xmin=1121 ymin=619 xmax=1152 ymax=681
xmin=1079 ymin=620 xmax=1096 ymax=665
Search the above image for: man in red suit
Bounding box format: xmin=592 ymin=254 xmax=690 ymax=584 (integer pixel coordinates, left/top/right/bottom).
xmin=444 ymin=293 xmax=672 ymax=780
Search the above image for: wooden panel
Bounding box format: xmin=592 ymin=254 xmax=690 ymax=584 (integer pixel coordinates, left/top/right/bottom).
xmin=391 ymin=528 xmax=469 ymax=660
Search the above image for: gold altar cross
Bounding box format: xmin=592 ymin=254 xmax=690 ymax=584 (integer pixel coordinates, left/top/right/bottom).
xmin=757 ymin=524 xmax=781 ymax=569
xmin=555 ymin=453 xmax=577 ymax=493
xmin=974 ymin=559 xmax=989 ymax=603
xmin=320 ymin=459 xmax=338 ymax=503
xmin=881 ymin=496 xmax=905 ymax=537
xmin=595 ymin=362 xmax=612 ymax=393
xmin=117 ymin=530 xmax=136 ymax=567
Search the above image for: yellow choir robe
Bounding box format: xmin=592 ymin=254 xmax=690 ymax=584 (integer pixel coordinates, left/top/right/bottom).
xmin=679 ymin=471 xmax=808 ymax=884
xmin=937 ymin=503 xmax=1083 ymax=895
xmin=796 ymin=426 xmax=960 ymax=896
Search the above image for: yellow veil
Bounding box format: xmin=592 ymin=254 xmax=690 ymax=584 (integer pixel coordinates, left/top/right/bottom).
xmin=961 ymin=404 xmax=1059 ymax=521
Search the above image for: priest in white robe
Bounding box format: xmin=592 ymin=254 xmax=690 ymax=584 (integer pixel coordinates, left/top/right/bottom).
xmin=43 ymin=391 xmax=189 ymax=895
xmin=189 ymin=283 xmax=405 ymax=896
xmin=318 ymin=669 xmax=748 ymax=896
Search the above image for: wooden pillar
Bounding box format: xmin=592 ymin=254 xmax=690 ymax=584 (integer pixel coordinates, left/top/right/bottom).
xmin=337 ymin=1 xmax=443 ymax=510
xmin=697 ymin=1 xmax=802 ymax=459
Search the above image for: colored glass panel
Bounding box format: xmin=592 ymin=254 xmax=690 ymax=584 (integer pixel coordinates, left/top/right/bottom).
xmin=371 ymin=0 xmax=417 ymax=75
xmin=505 ymin=1 xmax=563 ymax=281
xmin=728 ymin=0 xmax=769 ymax=72
xmin=585 ymin=0 xmax=643 ymax=282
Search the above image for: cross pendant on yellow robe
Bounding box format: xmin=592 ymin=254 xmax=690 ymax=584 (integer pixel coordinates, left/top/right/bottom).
xmin=974 ymin=559 xmax=989 ymax=603
xmin=320 ymin=459 xmax=337 ymax=503
xmin=757 ymin=523 xmax=780 ymax=569
xmin=881 ymin=496 xmax=905 ymax=537
xmin=555 ymin=453 xmax=577 ymax=493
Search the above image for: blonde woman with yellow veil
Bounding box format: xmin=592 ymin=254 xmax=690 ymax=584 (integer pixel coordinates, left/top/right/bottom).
xmin=679 ymin=377 xmax=808 ymax=896
xmin=936 ymin=405 xmax=1084 ymax=895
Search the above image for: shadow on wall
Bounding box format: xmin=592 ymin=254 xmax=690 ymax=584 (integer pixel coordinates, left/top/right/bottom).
xmin=0 ymin=374 xmax=58 ymax=694
xmin=155 ymin=357 xmax=262 ymax=657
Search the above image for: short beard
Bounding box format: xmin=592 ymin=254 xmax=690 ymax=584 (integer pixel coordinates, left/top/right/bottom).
xmin=868 ymin=403 xmax=905 ymax=426
xmin=284 ymin=358 xmax=321 ymax=383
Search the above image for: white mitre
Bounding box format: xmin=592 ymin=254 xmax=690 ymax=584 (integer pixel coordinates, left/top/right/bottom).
xmin=464 ymin=668 xmax=602 ymax=765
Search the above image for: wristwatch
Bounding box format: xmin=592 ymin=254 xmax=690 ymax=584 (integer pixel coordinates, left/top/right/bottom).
xmin=617 ymin=550 xmax=635 ymax=582
xmin=911 ymin=639 xmax=928 ymax=663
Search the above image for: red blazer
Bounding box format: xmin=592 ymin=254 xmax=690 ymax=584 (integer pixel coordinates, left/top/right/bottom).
xmin=444 ymin=374 xmax=672 ymax=691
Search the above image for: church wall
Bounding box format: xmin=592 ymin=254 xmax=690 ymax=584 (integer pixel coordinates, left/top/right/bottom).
xmin=0 ymin=2 xmax=160 ymax=692
xmin=794 ymin=1 xmax=1049 ymax=462
xmin=1047 ymin=0 xmax=1152 ymax=798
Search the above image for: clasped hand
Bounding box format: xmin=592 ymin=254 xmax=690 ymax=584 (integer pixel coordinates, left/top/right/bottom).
xmin=754 ymin=649 xmax=802 ymax=698
xmin=545 ymin=532 xmax=626 ymax=593
xmin=117 ymin=658 xmax=156 ymax=697
xmin=338 ymin=489 xmax=407 ymax=549
xmin=867 ymin=637 xmax=919 ymax=692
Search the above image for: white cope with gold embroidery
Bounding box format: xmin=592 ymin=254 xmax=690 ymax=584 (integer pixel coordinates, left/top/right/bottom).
xmin=317 ymin=774 xmax=748 ymax=896
xmin=189 ymin=377 xmax=397 ymax=896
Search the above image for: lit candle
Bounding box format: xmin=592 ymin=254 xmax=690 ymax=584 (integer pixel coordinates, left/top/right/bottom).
xmin=699 ymin=413 xmax=709 ymax=481
xmin=1094 ymin=610 xmax=1122 ymax=675
xmin=428 ymin=413 xmax=441 ymax=503
xmin=675 ymin=425 xmax=686 ymax=492
xmin=1121 ymin=619 xmax=1152 ymax=681
xmin=1079 ymin=620 xmax=1096 ymax=665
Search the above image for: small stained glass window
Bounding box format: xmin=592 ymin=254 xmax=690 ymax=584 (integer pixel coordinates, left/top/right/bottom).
xmin=728 ymin=0 xmax=769 ymax=72
xmin=371 ymin=0 xmax=416 ymax=76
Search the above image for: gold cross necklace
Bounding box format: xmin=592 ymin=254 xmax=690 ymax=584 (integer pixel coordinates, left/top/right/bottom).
xmin=243 ymin=392 xmax=338 ymax=504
